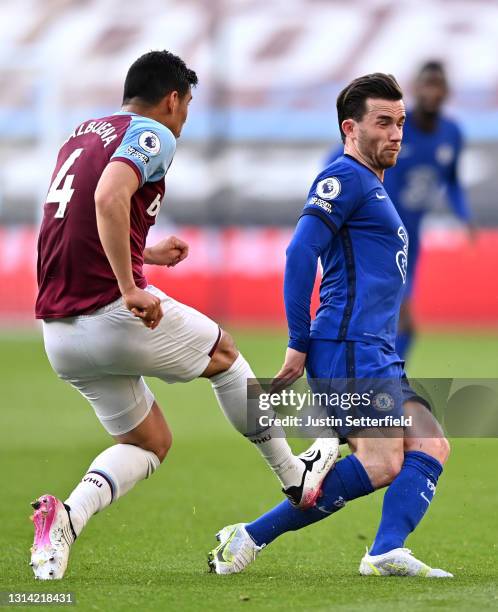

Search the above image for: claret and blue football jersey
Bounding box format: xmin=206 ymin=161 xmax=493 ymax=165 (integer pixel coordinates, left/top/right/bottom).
xmin=36 ymin=112 xmax=176 ymax=319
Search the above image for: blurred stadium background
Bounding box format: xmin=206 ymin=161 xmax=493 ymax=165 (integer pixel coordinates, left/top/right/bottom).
xmin=0 ymin=0 xmax=498 ymax=328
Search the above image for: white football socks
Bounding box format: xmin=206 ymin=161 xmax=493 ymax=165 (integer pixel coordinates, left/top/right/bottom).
xmin=210 ymin=354 xmax=303 ymax=488
xmin=65 ymin=444 xmax=160 ymax=536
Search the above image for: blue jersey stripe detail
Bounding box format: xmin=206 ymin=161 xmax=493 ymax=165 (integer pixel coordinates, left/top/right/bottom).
xmin=345 ymin=341 xmax=356 ymax=395
xmin=300 ymin=208 xmax=338 ymax=234
xmin=338 ymin=227 xmax=356 ymax=341
xmin=346 ymin=341 xmax=356 ymax=378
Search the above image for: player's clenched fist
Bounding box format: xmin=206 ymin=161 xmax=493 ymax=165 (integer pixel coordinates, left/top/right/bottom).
xmin=123 ymin=287 xmax=163 ymax=329
xmin=144 ymin=235 xmax=189 ymax=267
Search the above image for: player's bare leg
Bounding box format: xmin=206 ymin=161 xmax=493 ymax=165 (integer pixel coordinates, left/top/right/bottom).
xmin=30 ymin=403 xmax=170 ymax=580
xmin=202 ymin=330 xmax=338 ymax=508
xmin=350 ymin=429 xmax=405 ymax=489
xmin=403 ymin=400 xmax=450 ymax=459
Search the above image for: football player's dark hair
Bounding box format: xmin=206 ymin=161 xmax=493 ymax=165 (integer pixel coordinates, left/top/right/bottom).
xmin=123 ymin=50 xmax=198 ymax=105
xmin=417 ymin=60 xmax=446 ymax=78
xmin=336 ymin=73 xmax=403 ymax=143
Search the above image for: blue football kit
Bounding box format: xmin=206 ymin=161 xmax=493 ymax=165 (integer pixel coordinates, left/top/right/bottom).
xmin=243 ymin=152 xmax=445 ymax=552
xmin=284 ymin=153 xmax=423 ymax=433
xmin=288 ymin=154 xmax=408 ymax=353
xmin=323 ymin=112 xmax=471 ymax=359
xmin=324 ymin=111 xmax=471 ymax=297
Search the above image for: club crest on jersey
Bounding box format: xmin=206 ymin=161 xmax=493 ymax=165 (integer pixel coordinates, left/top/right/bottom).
xmin=316 ymin=177 xmax=341 ymax=200
xmin=396 ymin=226 xmax=409 ymax=284
xmin=138 ymin=131 xmax=161 ymax=155
xmin=372 ymin=392 xmax=395 ymax=412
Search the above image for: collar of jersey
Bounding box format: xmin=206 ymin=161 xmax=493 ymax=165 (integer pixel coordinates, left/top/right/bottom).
xmin=343 ymin=153 xmax=382 ymax=182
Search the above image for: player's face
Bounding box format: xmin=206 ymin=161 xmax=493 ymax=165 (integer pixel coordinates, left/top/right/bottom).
xmin=355 ymin=98 xmax=405 ymax=170
xmin=414 ymin=71 xmax=448 ymax=114
xmin=169 ymin=90 xmax=192 ymax=137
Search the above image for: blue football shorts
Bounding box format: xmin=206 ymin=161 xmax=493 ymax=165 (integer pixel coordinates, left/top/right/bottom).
xmin=305 ymin=339 xmax=430 ymax=438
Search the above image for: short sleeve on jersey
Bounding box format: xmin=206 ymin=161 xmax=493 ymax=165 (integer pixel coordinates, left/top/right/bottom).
xmin=300 ymin=163 xmax=361 ymax=233
xmin=111 ymin=116 xmax=176 ymax=186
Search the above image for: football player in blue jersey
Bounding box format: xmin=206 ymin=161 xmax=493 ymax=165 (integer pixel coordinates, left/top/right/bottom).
xmin=208 ymin=73 xmax=453 ymax=578
xmin=386 ymin=61 xmax=473 ymax=360
xmin=324 ymin=61 xmax=473 ymax=361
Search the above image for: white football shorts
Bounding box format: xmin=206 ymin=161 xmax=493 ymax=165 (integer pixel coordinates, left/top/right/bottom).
xmin=42 ymin=285 xmax=221 ymax=435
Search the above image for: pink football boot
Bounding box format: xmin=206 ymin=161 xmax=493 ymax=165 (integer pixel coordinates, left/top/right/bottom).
xmin=29 ymin=495 xmax=76 ymax=579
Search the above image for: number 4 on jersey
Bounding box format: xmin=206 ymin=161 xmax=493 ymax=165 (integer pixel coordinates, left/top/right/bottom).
xmin=46 ymin=148 xmax=84 ymax=218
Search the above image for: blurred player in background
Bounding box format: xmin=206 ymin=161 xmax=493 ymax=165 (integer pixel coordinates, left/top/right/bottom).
xmin=209 ymin=73 xmax=452 ymax=578
xmin=31 ymin=50 xmax=337 ymax=580
xmin=324 ymin=61 xmax=473 ymax=362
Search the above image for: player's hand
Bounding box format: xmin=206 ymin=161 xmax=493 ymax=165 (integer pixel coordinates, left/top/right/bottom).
xmin=270 ymin=348 xmax=307 ymax=394
xmin=122 ymin=287 xmax=163 ymax=329
xmin=144 ymin=236 xmax=189 ymax=267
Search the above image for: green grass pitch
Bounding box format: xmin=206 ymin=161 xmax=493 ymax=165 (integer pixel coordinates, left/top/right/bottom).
xmin=1 ymin=328 xmax=498 ymax=611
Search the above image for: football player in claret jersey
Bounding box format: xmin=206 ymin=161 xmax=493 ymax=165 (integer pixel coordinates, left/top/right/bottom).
xmin=324 ymin=61 xmax=473 ymax=361
xmin=31 ymin=50 xmax=338 ymax=580
xmin=209 ymin=74 xmax=452 ymax=578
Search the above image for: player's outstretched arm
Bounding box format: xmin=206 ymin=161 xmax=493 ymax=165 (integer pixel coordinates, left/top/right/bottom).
xmin=95 ymin=160 xmax=162 ymax=328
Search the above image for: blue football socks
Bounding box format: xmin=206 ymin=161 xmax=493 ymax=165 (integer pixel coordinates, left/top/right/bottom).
xmin=246 ymin=454 xmax=374 ymax=547
xmin=369 ymin=450 xmax=443 ymax=556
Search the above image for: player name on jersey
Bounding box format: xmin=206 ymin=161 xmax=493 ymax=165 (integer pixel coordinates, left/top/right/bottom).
xmin=65 ymin=120 xmax=118 ymax=148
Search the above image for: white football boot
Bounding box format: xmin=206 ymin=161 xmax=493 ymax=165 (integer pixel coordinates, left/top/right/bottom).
xmin=208 ymin=523 xmax=263 ymax=575
xmin=29 ymin=494 xmax=76 ymax=580
xmin=359 ymin=547 xmax=453 ymax=578
xmin=283 ymin=436 xmax=340 ymax=509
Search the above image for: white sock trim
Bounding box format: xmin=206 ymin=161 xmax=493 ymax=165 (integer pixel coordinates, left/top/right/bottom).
xmin=210 ymin=354 xmax=251 ymax=389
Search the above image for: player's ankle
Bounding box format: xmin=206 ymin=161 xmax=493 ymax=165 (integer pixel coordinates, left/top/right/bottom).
xmin=64 ymin=504 xmax=85 ymax=537
xmin=275 ymin=455 xmax=304 ymax=487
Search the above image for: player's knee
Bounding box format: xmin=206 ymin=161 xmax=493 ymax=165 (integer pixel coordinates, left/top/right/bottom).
xmin=424 ymin=436 xmax=451 ymax=465
xmin=404 ymin=432 xmax=450 ymax=465
xmin=210 ymin=330 xmax=239 ymax=371
xmin=217 ymin=330 xmax=238 ymax=360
